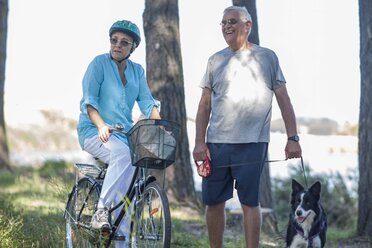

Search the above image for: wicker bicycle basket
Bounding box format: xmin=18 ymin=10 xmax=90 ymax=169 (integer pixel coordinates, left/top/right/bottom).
xmin=127 ymin=119 xmax=180 ymax=169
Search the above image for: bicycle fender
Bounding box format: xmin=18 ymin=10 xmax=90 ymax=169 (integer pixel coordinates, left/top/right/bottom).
xmin=146 ymin=175 xmax=156 ymax=185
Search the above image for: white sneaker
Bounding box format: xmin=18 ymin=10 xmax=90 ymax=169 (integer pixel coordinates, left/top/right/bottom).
xmin=91 ymin=208 xmax=111 ymax=230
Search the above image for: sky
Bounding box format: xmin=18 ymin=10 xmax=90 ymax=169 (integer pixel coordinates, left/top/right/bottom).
xmin=5 ymin=0 xmax=360 ymax=127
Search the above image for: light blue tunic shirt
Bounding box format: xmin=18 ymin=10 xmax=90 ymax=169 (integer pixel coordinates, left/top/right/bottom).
xmin=77 ymin=53 xmax=159 ymax=148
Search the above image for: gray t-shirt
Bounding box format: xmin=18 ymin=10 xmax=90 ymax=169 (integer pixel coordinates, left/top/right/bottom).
xmin=200 ymin=44 xmax=286 ymax=143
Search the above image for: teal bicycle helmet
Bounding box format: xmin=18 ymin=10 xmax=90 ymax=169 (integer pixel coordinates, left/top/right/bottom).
xmin=109 ymin=20 xmax=141 ymax=47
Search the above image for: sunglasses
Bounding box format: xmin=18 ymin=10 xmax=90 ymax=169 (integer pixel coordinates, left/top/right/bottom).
xmin=220 ymin=18 xmax=239 ymax=27
xmin=110 ymin=38 xmax=133 ymax=47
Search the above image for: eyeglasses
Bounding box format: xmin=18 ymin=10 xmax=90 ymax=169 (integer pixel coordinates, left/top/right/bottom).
xmin=110 ymin=38 xmax=133 ymax=47
xmin=220 ymin=18 xmax=239 ymax=27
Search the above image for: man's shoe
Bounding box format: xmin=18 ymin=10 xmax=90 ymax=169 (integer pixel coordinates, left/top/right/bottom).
xmin=91 ymin=208 xmax=111 ymax=231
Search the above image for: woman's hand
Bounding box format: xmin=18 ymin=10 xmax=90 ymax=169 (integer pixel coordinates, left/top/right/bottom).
xmin=87 ymin=105 xmax=110 ymax=143
xmin=98 ymin=125 xmax=111 ymax=143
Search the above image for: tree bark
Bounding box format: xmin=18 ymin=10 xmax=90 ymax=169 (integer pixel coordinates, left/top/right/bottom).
xmin=358 ymin=0 xmax=372 ymax=236
xmin=0 ymin=0 xmax=11 ymax=171
xmin=232 ymin=0 xmax=278 ymax=234
xmin=259 ymin=162 xmax=279 ymax=234
xmin=143 ymin=0 xmax=200 ymax=208
xmin=232 ymin=0 xmax=259 ymax=45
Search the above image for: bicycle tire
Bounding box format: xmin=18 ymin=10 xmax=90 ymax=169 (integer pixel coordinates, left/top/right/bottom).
xmin=65 ymin=177 xmax=101 ymax=248
xmin=130 ymin=181 xmax=171 ymax=248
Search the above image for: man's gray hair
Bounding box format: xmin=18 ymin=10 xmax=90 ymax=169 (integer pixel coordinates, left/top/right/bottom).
xmin=223 ymin=6 xmax=252 ymax=22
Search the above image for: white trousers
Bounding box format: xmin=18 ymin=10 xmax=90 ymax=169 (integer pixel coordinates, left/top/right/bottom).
xmin=84 ymin=135 xmax=135 ymax=248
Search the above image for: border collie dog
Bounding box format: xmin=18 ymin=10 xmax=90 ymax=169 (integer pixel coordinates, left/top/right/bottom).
xmin=286 ymin=179 xmax=327 ymax=248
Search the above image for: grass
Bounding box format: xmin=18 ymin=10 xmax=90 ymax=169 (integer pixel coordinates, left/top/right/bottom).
xmin=0 ymin=163 xmax=370 ymax=248
xmin=0 ymin=164 xmax=72 ymax=248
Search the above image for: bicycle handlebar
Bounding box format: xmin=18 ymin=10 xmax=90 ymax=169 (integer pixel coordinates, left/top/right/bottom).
xmin=109 ymin=123 xmax=126 ymax=134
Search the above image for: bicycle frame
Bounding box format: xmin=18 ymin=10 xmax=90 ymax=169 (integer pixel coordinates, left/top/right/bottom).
xmin=106 ymin=163 xmax=162 ymax=246
xmin=65 ymin=120 xmax=177 ymax=247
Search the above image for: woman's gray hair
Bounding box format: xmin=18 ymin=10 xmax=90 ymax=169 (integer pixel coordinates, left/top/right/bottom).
xmin=223 ymin=6 xmax=252 ymax=22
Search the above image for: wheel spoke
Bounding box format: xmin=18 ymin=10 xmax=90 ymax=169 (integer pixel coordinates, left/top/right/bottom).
xmin=65 ymin=177 xmax=100 ymax=248
xmin=131 ymin=182 xmax=171 ymax=248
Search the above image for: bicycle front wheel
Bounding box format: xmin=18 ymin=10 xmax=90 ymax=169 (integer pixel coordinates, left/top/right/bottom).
xmin=65 ymin=177 xmax=101 ymax=248
xmin=132 ymin=181 xmax=171 ymax=248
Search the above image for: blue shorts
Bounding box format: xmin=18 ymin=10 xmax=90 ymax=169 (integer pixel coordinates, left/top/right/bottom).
xmin=202 ymin=143 xmax=268 ymax=207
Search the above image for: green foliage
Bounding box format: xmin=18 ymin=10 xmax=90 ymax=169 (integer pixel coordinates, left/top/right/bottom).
xmin=0 ymin=170 xmax=16 ymax=187
xmin=0 ymin=163 xmax=73 ymax=247
xmin=272 ymin=163 xmax=358 ymax=229
xmin=38 ymin=159 xmax=72 ymax=178
xmin=0 ymin=161 xmax=364 ymax=247
xmin=0 ymin=194 xmax=25 ymax=248
xmin=171 ymin=219 xmax=209 ymax=247
xmin=327 ymin=227 xmax=356 ymax=241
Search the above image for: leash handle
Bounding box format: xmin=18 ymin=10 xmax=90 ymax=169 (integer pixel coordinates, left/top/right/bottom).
xmin=194 ymin=156 xmax=212 ymax=178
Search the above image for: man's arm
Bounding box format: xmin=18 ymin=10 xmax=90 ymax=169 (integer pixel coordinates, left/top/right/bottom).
xmin=193 ymin=88 xmax=212 ymax=161
xmin=274 ymin=85 xmax=302 ymax=159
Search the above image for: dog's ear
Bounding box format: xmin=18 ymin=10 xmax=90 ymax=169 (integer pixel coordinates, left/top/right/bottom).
xmin=309 ymin=181 xmax=321 ymax=198
xmin=292 ymin=179 xmax=304 ymax=193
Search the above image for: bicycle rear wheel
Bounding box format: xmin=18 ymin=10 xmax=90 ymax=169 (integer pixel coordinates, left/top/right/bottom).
xmin=65 ymin=177 xmax=101 ymax=248
xmin=131 ymin=181 xmax=171 ymax=248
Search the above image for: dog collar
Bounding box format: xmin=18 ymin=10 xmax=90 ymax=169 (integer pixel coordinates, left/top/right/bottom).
xmin=294 ymin=218 xmax=327 ymax=248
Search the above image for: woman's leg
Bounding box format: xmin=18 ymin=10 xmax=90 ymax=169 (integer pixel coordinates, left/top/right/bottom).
xmin=84 ymin=135 xmax=136 ymax=244
xmin=99 ymin=136 xmax=135 ymax=209
xmin=84 ymin=135 xmax=135 ymax=209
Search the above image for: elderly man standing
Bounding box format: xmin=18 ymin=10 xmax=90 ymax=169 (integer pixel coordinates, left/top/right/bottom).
xmin=193 ymin=6 xmax=302 ymax=248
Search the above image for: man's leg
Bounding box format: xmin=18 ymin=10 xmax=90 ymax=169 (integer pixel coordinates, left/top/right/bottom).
xmin=206 ymin=202 xmax=226 ymax=248
xmin=231 ymin=143 xmax=267 ymax=248
xmin=241 ymin=204 xmax=261 ymax=248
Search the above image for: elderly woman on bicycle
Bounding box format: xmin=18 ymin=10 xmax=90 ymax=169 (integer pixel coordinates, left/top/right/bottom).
xmin=77 ymin=19 xmax=160 ymax=245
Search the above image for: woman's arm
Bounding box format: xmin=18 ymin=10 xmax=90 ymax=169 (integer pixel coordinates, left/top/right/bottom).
xmin=87 ymin=105 xmax=110 ymax=143
xmin=149 ymin=106 xmax=161 ymax=120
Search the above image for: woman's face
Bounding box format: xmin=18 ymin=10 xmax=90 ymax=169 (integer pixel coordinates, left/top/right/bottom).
xmin=110 ymin=31 xmax=134 ymax=61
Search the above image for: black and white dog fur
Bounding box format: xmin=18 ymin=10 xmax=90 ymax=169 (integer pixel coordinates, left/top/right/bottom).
xmin=286 ymin=179 xmax=327 ymax=248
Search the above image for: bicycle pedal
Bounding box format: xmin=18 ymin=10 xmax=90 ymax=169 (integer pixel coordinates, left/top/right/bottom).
xmin=112 ymin=235 xmax=126 ymax=241
xmin=100 ymin=226 xmax=112 ymax=236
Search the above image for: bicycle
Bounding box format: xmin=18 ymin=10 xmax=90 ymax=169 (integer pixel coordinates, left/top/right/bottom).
xmin=64 ymin=119 xmax=180 ymax=247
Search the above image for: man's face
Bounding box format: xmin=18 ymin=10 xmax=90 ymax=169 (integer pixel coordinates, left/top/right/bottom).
xmin=221 ymin=11 xmax=251 ymax=49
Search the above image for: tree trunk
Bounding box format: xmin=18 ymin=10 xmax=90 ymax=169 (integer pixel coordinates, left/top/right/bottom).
xmin=259 ymin=162 xmax=279 ymax=234
xmin=358 ymin=0 xmax=372 ymax=236
xmin=143 ymin=0 xmax=200 ymax=208
xmin=0 ymin=0 xmax=11 ymax=171
xmin=232 ymin=0 xmax=278 ymax=234
xmin=232 ymin=0 xmax=259 ymax=45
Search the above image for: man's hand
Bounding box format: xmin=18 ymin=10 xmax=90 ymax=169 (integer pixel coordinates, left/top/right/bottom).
xmin=193 ymin=142 xmax=211 ymax=162
xmin=285 ymin=141 xmax=302 ymax=159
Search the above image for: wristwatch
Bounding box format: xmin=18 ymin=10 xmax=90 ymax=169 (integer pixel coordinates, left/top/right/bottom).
xmin=288 ymin=135 xmax=300 ymax=142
